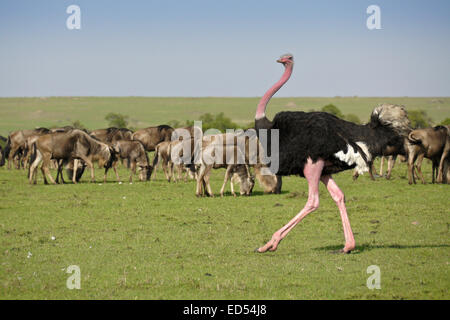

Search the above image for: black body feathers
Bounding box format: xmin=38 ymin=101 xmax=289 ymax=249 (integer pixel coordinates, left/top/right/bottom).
xmin=256 ymin=110 xmax=405 ymax=177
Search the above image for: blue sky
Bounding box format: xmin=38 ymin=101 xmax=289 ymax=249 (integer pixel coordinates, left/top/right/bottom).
xmin=0 ymin=0 xmax=449 ymax=97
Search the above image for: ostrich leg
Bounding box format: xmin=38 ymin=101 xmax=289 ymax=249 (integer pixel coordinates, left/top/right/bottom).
xmin=320 ymin=175 xmax=355 ymax=253
xmin=257 ymin=158 xmax=323 ymax=253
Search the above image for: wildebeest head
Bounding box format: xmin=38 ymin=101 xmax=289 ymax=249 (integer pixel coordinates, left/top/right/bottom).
xmin=240 ymin=175 xmax=255 ymax=196
xmin=138 ymin=165 xmax=153 ymax=181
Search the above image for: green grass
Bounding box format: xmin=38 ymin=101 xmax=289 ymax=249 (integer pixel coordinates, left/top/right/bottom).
xmin=0 ymin=97 xmax=449 ymax=299
xmin=1 ymin=97 xmax=450 ymax=136
xmin=0 ymin=159 xmax=449 ymax=299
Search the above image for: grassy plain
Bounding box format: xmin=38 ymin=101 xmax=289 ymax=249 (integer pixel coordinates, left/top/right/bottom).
xmin=0 ymin=97 xmax=449 ymax=299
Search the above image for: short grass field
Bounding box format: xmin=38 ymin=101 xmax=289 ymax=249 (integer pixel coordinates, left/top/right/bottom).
xmin=0 ymin=97 xmax=449 ymax=300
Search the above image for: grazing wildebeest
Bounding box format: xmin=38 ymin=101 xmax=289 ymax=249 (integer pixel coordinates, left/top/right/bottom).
xmin=131 ymin=125 xmax=174 ymax=152
xmin=0 ymin=128 xmax=50 ymax=169
xmin=219 ymin=164 xmax=255 ymax=197
xmin=90 ymin=127 xmax=133 ymax=144
xmin=407 ymin=125 xmax=450 ymax=184
xmin=195 ymin=133 xmax=277 ymax=197
xmin=105 ymin=140 xmax=152 ymax=182
xmin=28 ymin=129 xmax=115 ymax=184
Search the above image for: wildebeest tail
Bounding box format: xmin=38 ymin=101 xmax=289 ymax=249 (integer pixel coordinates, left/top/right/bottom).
xmin=408 ymin=131 xmax=422 ymax=145
xmin=0 ymin=136 xmax=11 ymax=166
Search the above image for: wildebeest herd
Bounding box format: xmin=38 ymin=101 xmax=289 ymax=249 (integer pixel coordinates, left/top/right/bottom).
xmin=1 ymin=54 xmax=449 ymax=253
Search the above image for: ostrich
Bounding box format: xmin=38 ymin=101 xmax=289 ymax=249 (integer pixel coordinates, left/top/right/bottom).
xmin=255 ymin=54 xmax=410 ymax=254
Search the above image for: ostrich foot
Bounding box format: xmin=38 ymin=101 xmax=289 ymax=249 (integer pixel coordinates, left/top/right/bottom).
xmin=255 ymin=233 xmax=282 ymax=253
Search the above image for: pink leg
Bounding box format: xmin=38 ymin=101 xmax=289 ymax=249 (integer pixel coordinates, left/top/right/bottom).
xmin=320 ymin=175 xmax=355 ymax=253
xmin=257 ymin=158 xmax=323 ymax=253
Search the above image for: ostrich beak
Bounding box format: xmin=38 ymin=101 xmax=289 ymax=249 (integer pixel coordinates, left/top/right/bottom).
xmin=276 ymin=58 xmax=283 ymax=63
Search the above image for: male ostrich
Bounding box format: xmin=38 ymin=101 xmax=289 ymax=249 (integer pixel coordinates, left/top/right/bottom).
xmin=255 ymin=54 xmax=410 ymax=254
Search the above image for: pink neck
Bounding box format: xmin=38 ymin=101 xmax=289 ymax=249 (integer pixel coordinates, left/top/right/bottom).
xmin=255 ymin=63 xmax=293 ymax=120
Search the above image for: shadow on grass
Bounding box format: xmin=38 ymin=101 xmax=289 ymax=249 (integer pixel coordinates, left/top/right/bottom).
xmin=313 ymin=243 xmax=450 ymax=254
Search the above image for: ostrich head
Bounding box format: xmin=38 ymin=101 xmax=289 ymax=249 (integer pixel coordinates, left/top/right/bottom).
xmin=255 ymin=54 xmax=295 ymax=121
xmin=277 ymin=54 xmax=294 ymax=66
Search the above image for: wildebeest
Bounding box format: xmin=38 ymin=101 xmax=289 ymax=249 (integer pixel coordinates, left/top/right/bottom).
xmin=55 ymin=159 xmax=87 ymax=184
xmin=219 ymin=164 xmax=255 ymax=197
xmin=407 ymin=125 xmax=450 ymax=184
xmin=0 ymin=128 xmax=51 ymax=169
xmin=131 ymin=125 xmax=174 ymax=152
xmin=105 ymin=140 xmax=152 ymax=182
xmin=90 ymin=127 xmax=133 ymax=144
xmin=28 ymin=129 xmax=116 ymax=184
xmin=152 ymin=138 xmax=197 ymax=182
xmin=195 ymin=132 xmax=277 ymax=197
xmin=152 ymin=141 xmax=172 ymax=181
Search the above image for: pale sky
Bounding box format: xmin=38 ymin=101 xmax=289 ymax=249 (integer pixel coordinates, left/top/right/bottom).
xmin=1 ymin=0 xmax=449 ymax=97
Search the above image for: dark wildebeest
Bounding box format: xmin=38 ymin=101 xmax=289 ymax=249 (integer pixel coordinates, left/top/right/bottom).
xmin=105 ymin=140 xmax=152 ymax=182
xmin=131 ymin=125 xmax=174 ymax=152
xmin=90 ymin=127 xmax=133 ymax=144
xmin=407 ymin=125 xmax=450 ymax=184
xmin=0 ymin=128 xmax=51 ymax=169
xmin=28 ymin=129 xmax=116 ymax=184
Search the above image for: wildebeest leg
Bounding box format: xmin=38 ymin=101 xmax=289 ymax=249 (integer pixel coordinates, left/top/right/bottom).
xmin=176 ymin=164 xmax=183 ymax=182
xmin=220 ymin=166 xmax=233 ymax=197
xmin=83 ymin=158 xmax=95 ymax=183
xmin=368 ymin=161 xmax=375 ymax=180
xmin=386 ymin=156 xmax=396 ymax=180
xmin=432 ymin=159 xmax=438 ymax=184
xmin=408 ymin=151 xmax=419 ymax=184
xmin=8 ymin=146 xmax=20 ymax=170
xmin=72 ymin=159 xmax=79 ymax=184
xmin=29 ymin=149 xmax=42 ymax=184
xmin=168 ymin=160 xmax=174 ymax=182
xmin=202 ymin=166 xmax=214 ymax=197
xmin=129 ymin=161 xmax=136 ymax=182
xmin=107 ymin=161 xmax=120 ymax=182
xmin=55 ymin=160 xmax=65 ymax=184
xmin=196 ymin=164 xmax=207 ymax=197
xmin=437 ymin=142 xmax=449 ymax=183
xmin=230 ymin=176 xmax=236 ymax=197
xmin=379 ymin=156 xmax=385 ymax=176
xmin=415 ymin=153 xmax=425 ymax=184
xmin=42 ymin=155 xmax=56 ymax=185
